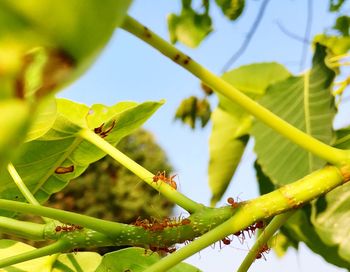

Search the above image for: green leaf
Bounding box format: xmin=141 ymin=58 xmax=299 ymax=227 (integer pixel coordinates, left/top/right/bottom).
xmin=329 ymin=0 xmax=346 ymax=12
xmin=334 ymin=126 xmax=350 ymax=149
xmin=312 ymin=183 xmax=350 ymax=262
xmin=52 ymin=252 xmax=102 ymax=272
xmin=0 ymin=98 xmax=163 ymax=216
xmin=209 ymin=107 xmax=249 ymax=205
xmin=215 ymin=0 xmax=245 ymax=21
xmin=283 ymin=209 xmax=350 ymax=269
xmin=271 ymin=232 xmax=295 ymax=258
xmin=0 ymin=240 xmax=53 ymax=271
xmin=251 ymin=44 xmax=335 ymax=186
xmin=254 ymin=160 xmax=275 ymax=196
xmin=25 ymin=96 xmax=57 ymax=142
xmin=333 ymin=15 xmax=350 ymax=36
xmin=174 ymin=96 xmax=211 ymax=129
xmin=314 ymin=34 xmax=350 ymax=55
xmin=308 ymin=126 xmax=350 ymax=263
xmin=95 ymin=247 xmax=201 ymax=272
xmin=209 ymin=63 xmax=290 ymax=205
xmin=168 ymin=5 xmax=212 ymax=48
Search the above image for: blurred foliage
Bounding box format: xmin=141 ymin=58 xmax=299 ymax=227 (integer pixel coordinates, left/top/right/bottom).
xmin=333 ymin=15 xmax=350 ymax=36
xmin=215 ymin=0 xmax=245 ymax=21
xmin=168 ymin=0 xmax=212 ymax=48
xmin=329 ymin=0 xmax=347 ymax=12
xmin=174 ymin=96 xmax=211 ymax=129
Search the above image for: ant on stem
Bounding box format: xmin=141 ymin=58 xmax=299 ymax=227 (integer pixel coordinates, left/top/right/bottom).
xmin=255 ymin=244 xmax=270 ymax=260
xmin=55 ymin=223 xmax=83 ymax=233
xmin=152 ymin=171 xmax=178 ymax=190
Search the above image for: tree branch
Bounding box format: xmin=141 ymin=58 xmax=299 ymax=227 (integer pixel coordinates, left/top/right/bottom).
xmin=221 ymin=0 xmax=271 ymax=72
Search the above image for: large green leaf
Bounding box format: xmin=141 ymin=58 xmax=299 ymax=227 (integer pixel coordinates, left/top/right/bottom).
xmin=251 ymin=44 xmax=335 ymax=185
xmin=209 ymin=107 xmax=250 ymax=206
xmin=312 ymin=183 xmax=350 ymax=262
xmin=95 ymin=247 xmax=201 ymax=272
xmin=0 ymin=240 xmax=102 ymax=272
xmin=0 ymin=98 xmax=163 ymax=215
xmin=283 ymin=208 xmax=350 ymax=269
xmin=52 ymin=252 xmax=102 ymax=272
xmin=0 ymin=239 xmax=53 ymax=271
xmin=309 ymin=126 xmax=350 ymax=262
xmin=209 ymin=63 xmax=290 ymax=205
xmin=25 ymin=96 xmax=57 ymax=142
xmin=333 ymin=126 xmax=350 ymax=149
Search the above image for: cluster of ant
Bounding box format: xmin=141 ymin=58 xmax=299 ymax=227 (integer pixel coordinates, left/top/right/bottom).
xmin=131 ymin=216 xmax=191 ymax=232
xmin=222 ymin=196 xmax=271 ymax=261
xmin=132 ymin=216 xmax=191 ymax=255
xmin=93 ymin=120 xmax=116 ymax=138
xmin=152 ymin=171 xmax=177 ymax=190
xmin=55 ymin=223 xmax=84 ymax=233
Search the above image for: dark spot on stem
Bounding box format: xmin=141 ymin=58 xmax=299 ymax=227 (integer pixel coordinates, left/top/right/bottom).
xmin=55 ymin=165 xmax=74 ymax=174
xmin=143 ymin=26 xmax=152 ymax=38
xmin=174 ymin=54 xmax=180 ymax=62
xmin=183 ymin=56 xmax=192 ymax=65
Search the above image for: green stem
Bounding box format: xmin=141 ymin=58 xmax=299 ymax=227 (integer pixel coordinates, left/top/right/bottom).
xmin=121 ymin=16 xmax=350 ymax=166
xmin=237 ymin=211 xmax=295 ymax=272
xmin=7 ymin=162 xmax=52 ymax=223
xmin=0 ymin=216 xmax=44 ymax=240
xmin=144 ymin=165 xmax=345 ymax=271
xmin=79 ymin=128 xmax=202 ymax=213
xmin=0 ymin=199 xmax=128 ymax=237
xmin=0 ymin=240 xmax=70 ymax=268
xmin=7 ymin=163 xmax=40 ymax=206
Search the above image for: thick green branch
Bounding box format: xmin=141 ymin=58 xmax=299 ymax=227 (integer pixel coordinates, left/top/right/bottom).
xmin=121 ymin=16 xmax=350 ymax=166
xmin=80 ymin=128 xmax=202 ymax=213
xmin=144 ymin=165 xmax=347 ymax=272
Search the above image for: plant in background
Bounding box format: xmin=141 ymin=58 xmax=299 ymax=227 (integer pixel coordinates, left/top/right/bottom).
xmin=0 ymin=1 xmax=350 ymax=272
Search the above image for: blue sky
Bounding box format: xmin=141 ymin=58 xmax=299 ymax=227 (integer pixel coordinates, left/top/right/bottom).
xmin=60 ymin=1 xmax=350 ymax=271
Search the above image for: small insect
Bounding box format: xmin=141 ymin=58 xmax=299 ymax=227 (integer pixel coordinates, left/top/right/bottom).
xmin=149 ymin=245 xmax=176 ymax=254
xmin=55 ymin=165 xmax=74 ymax=174
xmin=55 ymin=224 xmax=83 ymax=233
xmin=227 ymin=197 xmax=240 ymax=208
xmin=152 ymin=171 xmax=178 ymax=190
xmin=181 ymin=218 xmax=191 ymax=225
xmin=221 ymin=237 xmax=231 ymax=245
xmin=255 ymin=244 xmax=270 ymax=260
xmin=93 ymin=120 xmax=116 ymax=138
xmin=233 ymin=230 xmax=246 ymax=244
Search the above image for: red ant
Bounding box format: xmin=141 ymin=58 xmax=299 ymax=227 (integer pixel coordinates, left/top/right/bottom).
xmin=55 ymin=224 xmax=83 ymax=233
xmin=180 ymin=218 xmax=191 ymax=225
xmin=152 ymin=171 xmax=178 ymax=190
xmin=149 ymin=245 xmax=176 ymax=254
xmin=255 ymin=244 xmax=270 ymax=260
xmin=227 ymin=197 xmax=240 ymax=208
xmin=93 ymin=120 xmax=116 ymax=138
